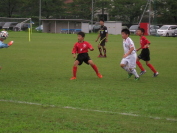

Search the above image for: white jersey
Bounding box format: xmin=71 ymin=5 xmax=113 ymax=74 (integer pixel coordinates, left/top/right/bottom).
xmin=123 ymin=37 xmax=136 ymax=56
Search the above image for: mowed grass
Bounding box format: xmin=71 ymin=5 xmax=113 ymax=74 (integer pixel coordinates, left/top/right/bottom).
xmin=0 ymin=32 xmax=177 ymax=132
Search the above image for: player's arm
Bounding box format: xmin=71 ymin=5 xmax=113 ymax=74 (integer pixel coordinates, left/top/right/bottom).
xmin=105 ymin=27 xmax=108 ymax=42
xmin=123 ymin=47 xmax=134 ymax=58
xmin=88 ymin=43 xmax=94 ymax=51
xmin=136 ymin=47 xmax=142 ymax=52
xmin=105 ymin=32 xmax=108 ymax=42
xmin=95 ymin=32 xmax=100 ymax=42
xmin=143 ymin=37 xmax=151 ymax=48
xmin=143 ymin=43 xmax=150 ymax=48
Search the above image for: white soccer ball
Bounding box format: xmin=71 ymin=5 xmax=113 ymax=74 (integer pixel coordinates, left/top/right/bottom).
xmin=0 ymin=31 xmax=9 ymax=39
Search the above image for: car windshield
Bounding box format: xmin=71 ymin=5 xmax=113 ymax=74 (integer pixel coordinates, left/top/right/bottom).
xmin=160 ymin=26 xmax=168 ymax=30
xmin=129 ymin=25 xmax=138 ymax=30
xmin=150 ymin=25 xmax=159 ymax=29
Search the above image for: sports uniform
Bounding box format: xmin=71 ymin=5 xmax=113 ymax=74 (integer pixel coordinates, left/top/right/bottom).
xmin=72 ymin=41 xmax=93 ymax=65
xmin=138 ymin=36 xmax=151 ymax=61
xmin=99 ymin=25 xmax=108 ymax=46
xmin=120 ymin=37 xmax=139 ymax=80
xmin=120 ymin=37 xmax=137 ymax=69
xmin=71 ymin=39 xmax=102 ymax=80
xmin=0 ymin=41 xmax=9 ymax=48
xmin=136 ymin=34 xmax=159 ymax=77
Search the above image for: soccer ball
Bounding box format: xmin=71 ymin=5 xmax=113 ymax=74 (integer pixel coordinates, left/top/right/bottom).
xmin=0 ymin=31 xmax=9 ymax=39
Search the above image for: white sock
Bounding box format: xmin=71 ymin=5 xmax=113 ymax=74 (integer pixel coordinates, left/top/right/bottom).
xmin=130 ymin=69 xmax=139 ymax=78
xmin=123 ymin=66 xmax=131 ymax=73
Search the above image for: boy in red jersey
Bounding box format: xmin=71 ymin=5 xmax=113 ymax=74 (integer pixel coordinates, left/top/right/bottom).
xmin=136 ymin=28 xmax=159 ymax=77
xmin=70 ymin=32 xmax=103 ymax=80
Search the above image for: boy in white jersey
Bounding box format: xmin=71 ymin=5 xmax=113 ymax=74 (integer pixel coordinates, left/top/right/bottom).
xmin=120 ymin=29 xmax=139 ymax=80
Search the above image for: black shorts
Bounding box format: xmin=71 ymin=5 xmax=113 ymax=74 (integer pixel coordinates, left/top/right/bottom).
xmin=138 ymin=48 xmax=150 ymax=61
xmin=99 ymin=37 xmax=106 ymax=46
xmin=76 ymin=53 xmax=91 ymax=65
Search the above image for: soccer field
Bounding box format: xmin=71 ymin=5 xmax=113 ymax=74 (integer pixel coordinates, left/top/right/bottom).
xmin=0 ymin=32 xmax=177 ymax=133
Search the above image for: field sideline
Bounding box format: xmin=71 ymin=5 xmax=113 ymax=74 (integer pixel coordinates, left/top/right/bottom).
xmin=0 ymin=32 xmax=177 ymax=132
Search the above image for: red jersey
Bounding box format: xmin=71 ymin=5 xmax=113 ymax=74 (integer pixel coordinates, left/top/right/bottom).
xmin=140 ymin=36 xmax=150 ymax=49
xmin=72 ymin=41 xmax=93 ymax=54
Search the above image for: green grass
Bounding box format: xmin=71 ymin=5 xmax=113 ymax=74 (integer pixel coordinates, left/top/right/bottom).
xmin=0 ymin=32 xmax=177 ymax=133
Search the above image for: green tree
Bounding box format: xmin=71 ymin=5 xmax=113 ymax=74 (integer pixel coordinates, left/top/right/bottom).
xmin=109 ymin=0 xmax=146 ymax=24
xmin=160 ymin=0 xmax=177 ymax=23
xmin=40 ymin=0 xmax=64 ymax=19
xmin=65 ymin=0 xmax=93 ymax=19
xmin=94 ymin=0 xmax=112 ymax=20
xmin=0 ymin=0 xmax=26 ymax=17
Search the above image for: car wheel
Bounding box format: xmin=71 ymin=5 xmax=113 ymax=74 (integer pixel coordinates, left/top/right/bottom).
xmin=166 ymin=33 xmax=169 ymax=37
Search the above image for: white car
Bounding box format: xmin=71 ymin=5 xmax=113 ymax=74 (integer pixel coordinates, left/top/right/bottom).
xmin=157 ymin=25 xmax=177 ymax=37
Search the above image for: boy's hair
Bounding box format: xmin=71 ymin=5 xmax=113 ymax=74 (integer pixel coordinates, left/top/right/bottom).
xmin=121 ymin=29 xmax=130 ymax=35
xmin=138 ymin=28 xmax=145 ymax=34
xmin=99 ymin=19 xmax=104 ymax=22
xmin=77 ymin=32 xmax=85 ymax=37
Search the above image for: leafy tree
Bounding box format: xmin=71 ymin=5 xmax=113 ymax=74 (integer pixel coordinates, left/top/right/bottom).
xmin=94 ymin=0 xmax=112 ymax=20
xmin=41 ymin=0 xmax=65 ymax=19
xmin=159 ymin=0 xmax=177 ymax=23
xmin=109 ymin=0 xmax=146 ymax=24
xmin=0 ymin=0 xmax=26 ymax=17
xmin=65 ymin=0 xmax=93 ymax=19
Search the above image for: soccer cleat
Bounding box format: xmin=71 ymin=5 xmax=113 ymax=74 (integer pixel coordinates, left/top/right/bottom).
xmin=97 ymin=73 xmax=103 ymax=78
xmin=98 ymin=54 xmax=103 ymax=58
xmin=103 ymin=54 xmax=107 ymax=58
xmin=139 ymin=70 xmax=146 ymax=76
xmin=153 ymin=72 xmax=159 ymax=77
xmin=70 ymin=77 xmax=76 ymax=80
xmin=134 ymin=77 xmax=140 ymax=81
xmin=128 ymin=73 xmax=133 ymax=78
xmin=8 ymin=41 xmax=14 ymax=46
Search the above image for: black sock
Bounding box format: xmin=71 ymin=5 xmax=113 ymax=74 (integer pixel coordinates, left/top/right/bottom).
xmin=103 ymin=48 xmax=106 ymax=55
xmin=98 ymin=48 xmax=102 ymax=55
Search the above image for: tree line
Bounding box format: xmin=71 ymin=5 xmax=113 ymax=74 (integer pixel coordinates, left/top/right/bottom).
xmin=0 ymin=0 xmax=176 ymax=24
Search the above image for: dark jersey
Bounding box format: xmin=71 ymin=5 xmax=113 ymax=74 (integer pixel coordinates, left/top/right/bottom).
xmin=99 ymin=25 xmax=108 ymax=38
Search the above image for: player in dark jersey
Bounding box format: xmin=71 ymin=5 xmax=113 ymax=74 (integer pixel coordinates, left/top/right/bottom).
xmin=136 ymin=28 xmax=159 ymax=77
xmin=70 ymin=32 xmax=103 ymax=80
xmin=95 ymin=19 xmax=108 ymax=58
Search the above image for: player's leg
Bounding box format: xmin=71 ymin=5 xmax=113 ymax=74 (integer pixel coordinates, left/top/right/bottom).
xmin=98 ymin=43 xmax=103 ymax=57
xmin=102 ymin=46 xmax=106 ymax=57
xmin=136 ymin=57 xmax=146 ymax=76
xmin=88 ymin=60 xmax=102 ymax=78
xmin=146 ymin=61 xmax=159 ymax=77
xmin=129 ymin=68 xmax=139 ymax=80
xmin=120 ymin=63 xmax=129 ymax=72
xmin=100 ymin=39 xmax=106 ymax=57
xmin=70 ymin=60 xmax=79 ymax=80
xmin=128 ymin=55 xmax=139 ymax=80
xmin=120 ymin=59 xmax=133 ymax=78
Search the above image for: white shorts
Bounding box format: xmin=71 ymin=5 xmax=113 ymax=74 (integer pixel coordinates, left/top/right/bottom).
xmin=120 ymin=54 xmax=137 ymax=68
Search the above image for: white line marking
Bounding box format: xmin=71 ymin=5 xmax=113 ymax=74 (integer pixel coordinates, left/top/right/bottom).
xmin=0 ymin=99 xmax=176 ymax=122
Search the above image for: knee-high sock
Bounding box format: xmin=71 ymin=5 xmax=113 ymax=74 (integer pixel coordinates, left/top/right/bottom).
xmin=147 ymin=64 xmax=157 ymax=73
xmin=136 ymin=61 xmax=145 ymax=71
xmin=98 ymin=47 xmax=102 ymax=55
xmin=122 ymin=66 xmax=131 ymax=73
xmin=130 ymin=69 xmax=139 ymax=78
xmin=73 ymin=66 xmax=77 ymax=77
xmin=103 ymin=48 xmax=106 ymax=55
xmin=91 ymin=64 xmax=99 ymax=74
